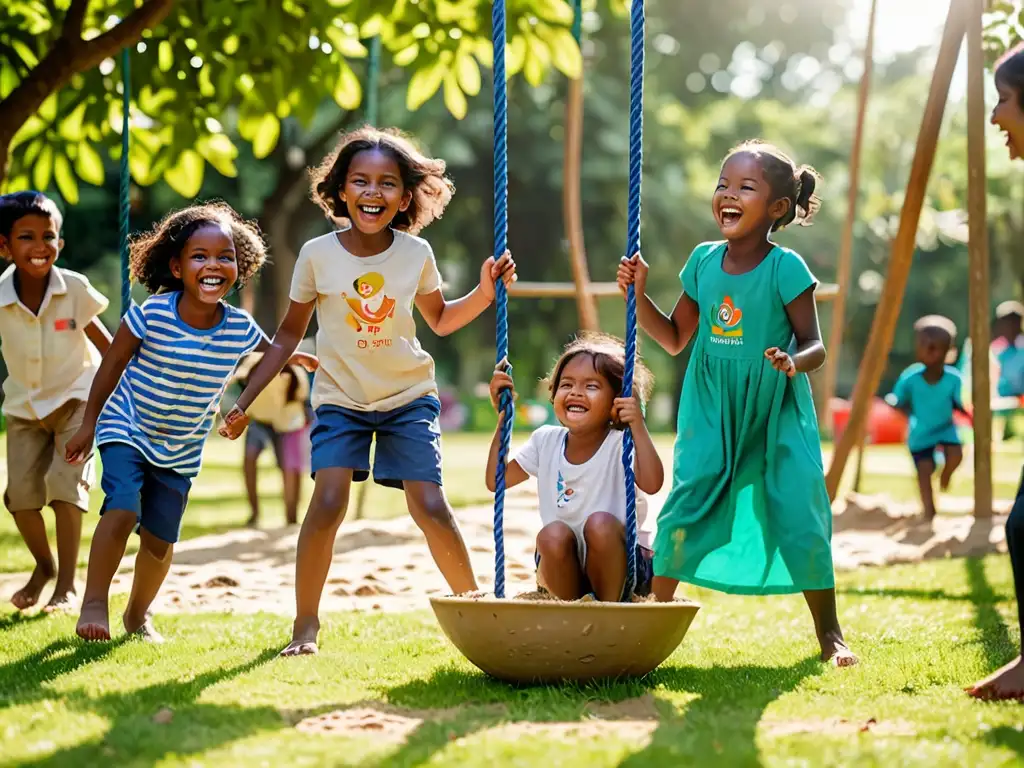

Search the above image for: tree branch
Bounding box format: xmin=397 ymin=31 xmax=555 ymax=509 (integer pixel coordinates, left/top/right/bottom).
xmin=0 ymin=0 xmax=175 ymax=148
xmin=60 ymin=0 xmax=90 ymax=42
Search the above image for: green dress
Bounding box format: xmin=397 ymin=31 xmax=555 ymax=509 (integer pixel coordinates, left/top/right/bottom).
xmin=653 ymin=241 xmax=835 ymax=595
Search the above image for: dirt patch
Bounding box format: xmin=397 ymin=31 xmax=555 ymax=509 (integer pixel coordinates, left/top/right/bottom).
xmin=0 ymin=491 xmax=1012 ymax=616
xmin=761 ymin=716 xmax=918 ymax=738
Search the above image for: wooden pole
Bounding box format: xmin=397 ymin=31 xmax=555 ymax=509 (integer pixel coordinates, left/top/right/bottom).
xmin=563 ymin=57 xmax=599 ymax=331
xmin=966 ymin=0 xmax=993 ymax=517
xmin=819 ymin=0 xmax=878 ymax=432
xmin=826 ymin=0 xmax=968 ymax=500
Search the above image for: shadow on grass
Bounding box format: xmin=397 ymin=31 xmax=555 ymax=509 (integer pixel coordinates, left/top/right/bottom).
xmin=16 ymin=648 xmax=283 ymax=767
xmin=986 ymin=725 xmax=1024 ymax=758
xmin=0 ymin=636 xmax=125 ymax=710
xmin=358 ymin=656 xmax=820 ymax=767
xmin=965 ymin=557 xmax=1016 ymax=671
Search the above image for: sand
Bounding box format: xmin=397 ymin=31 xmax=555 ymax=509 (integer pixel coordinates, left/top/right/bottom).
xmin=0 ymin=486 xmax=1010 ymax=616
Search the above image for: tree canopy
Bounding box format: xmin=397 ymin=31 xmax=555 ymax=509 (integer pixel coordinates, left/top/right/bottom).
xmin=0 ymin=0 xmax=583 ymax=200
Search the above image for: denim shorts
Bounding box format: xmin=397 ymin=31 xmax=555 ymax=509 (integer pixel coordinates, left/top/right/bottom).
xmin=245 ymin=420 xmax=310 ymax=473
xmin=98 ymin=442 xmax=193 ymax=544
xmin=310 ymin=395 xmax=442 ymax=488
xmin=910 ymin=442 xmax=961 ymax=466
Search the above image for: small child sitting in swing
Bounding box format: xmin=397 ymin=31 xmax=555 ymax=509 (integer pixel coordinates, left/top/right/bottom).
xmin=485 ymin=333 xmax=664 ymax=601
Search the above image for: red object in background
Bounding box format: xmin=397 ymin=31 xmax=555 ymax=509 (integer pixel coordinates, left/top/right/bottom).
xmin=830 ymin=397 xmax=908 ymax=445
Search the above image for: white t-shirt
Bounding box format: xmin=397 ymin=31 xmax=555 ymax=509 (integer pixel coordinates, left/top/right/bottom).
xmin=289 ymin=229 xmax=442 ymax=412
xmin=513 ymin=425 xmax=653 ymax=563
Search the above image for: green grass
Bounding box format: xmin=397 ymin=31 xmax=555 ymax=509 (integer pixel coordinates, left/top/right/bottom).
xmin=1 ymin=433 xmax=1021 ymax=574
xmin=1 ymin=556 xmax=1023 ymax=766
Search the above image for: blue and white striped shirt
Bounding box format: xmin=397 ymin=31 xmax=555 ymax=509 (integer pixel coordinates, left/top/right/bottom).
xmin=96 ymin=292 xmax=264 ymax=477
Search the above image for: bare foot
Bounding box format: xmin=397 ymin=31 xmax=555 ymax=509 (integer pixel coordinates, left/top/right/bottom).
xmin=280 ymin=616 xmax=319 ymax=657
xmin=125 ymin=612 xmax=164 ymax=644
xmin=246 ymin=515 xmax=259 ymax=529
xmin=820 ymin=631 xmax=859 ymax=667
xmin=11 ymin=563 xmax=55 ymax=610
xmin=43 ymin=586 xmax=79 ymax=614
xmin=76 ymin=598 xmax=111 ymax=641
xmin=967 ymin=657 xmax=1024 ymax=700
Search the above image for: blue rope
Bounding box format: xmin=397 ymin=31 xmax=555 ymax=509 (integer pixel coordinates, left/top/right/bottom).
xmin=492 ymin=0 xmax=511 ymax=599
xmin=621 ymin=0 xmax=645 ymax=601
xmin=119 ymin=48 xmax=131 ymax=318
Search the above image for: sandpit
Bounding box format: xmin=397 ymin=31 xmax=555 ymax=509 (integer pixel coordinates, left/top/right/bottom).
xmin=0 ymin=486 xmax=1011 ymax=616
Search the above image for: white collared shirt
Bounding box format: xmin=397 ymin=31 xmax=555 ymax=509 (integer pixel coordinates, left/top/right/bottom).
xmin=0 ymin=264 xmax=109 ymax=419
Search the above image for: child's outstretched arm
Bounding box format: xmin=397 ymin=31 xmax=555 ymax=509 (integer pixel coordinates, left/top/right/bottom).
xmin=220 ymin=299 xmax=316 ymax=439
xmin=65 ymin=321 xmax=141 ymax=463
xmin=766 ymin=288 xmax=826 ymax=376
xmin=612 ymin=394 xmax=664 ymax=494
xmin=417 ymin=251 xmax=516 ymax=337
xmin=484 ymin=364 xmax=529 ymax=493
xmin=617 ymin=253 xmax=699 ymax=356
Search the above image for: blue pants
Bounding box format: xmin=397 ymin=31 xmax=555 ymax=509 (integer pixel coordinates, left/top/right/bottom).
xmin=98 ymin=443 xmax=192 ymax=544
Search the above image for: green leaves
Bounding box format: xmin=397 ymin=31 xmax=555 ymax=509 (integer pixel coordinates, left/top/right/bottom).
xmin=1 ymin=0 xmax=583 ymax=195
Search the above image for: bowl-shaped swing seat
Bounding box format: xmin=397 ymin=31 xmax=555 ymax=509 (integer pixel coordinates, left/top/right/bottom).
xmin=429 ymin=596 xmax=699 ymax=684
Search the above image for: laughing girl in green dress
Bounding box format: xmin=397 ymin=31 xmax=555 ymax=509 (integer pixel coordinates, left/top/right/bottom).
xmin=617 ymin=140 xmax=856 ymax=667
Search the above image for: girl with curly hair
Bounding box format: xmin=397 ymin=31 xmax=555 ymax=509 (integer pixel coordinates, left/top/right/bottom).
xmin=65 ymin=202 xmax=317 ymax=642
xmin=220 ymin=126 xmax=516 ymax=656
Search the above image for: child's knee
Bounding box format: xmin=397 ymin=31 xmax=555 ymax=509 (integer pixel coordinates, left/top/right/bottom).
xmin=139 ymin=530 xmax=172 ymax=562
xmin=536 ymin=522 xmax=576 ymax=561
xmin=307 ymin=484 xmax=350 ymax=529
xmin=412 ymin=494 xmax=456 ymax=532
xmin=583 ymin=512 xmax=625 ymax=550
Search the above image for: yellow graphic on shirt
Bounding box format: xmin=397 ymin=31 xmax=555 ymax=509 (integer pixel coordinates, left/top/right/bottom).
xmin=711 ymin=295 xmax=743 ymax=338
xmin=342 ymin=272 xmax=396 ymax=348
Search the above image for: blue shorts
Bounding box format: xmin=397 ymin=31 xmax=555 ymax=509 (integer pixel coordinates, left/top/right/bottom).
xmin=310 ymin=396 xmax=442 ymax=488
xmin=911 ymin=442 xmax=961 ymax=466
xmin=535 ymin=544 xmax=655 ymax=597
xmin=98 ymin=443 xmax=193 ymax=544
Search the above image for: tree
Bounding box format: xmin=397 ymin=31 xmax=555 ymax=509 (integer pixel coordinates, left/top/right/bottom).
xmin=0 ymin=0 xmax=583 ymax=198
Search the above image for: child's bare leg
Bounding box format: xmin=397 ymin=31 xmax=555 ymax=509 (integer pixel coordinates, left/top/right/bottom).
xmin=44 ymin=501 xmax=83 ymax=612
xmin=283 ymin=470 xmax=301 ymax=526
xmin=652 ymin=576 xmax=679 ymax=602
xmin=939 ymin=444 xmax=963 ymax=492
xmin=404 ymin=481 xmax=478 ymax=594
xmin=915 ymin=457 xmax=937 ymax=520
xmin=122 ymin=528 xmax=173 ymax=643
xmin=77 ymin=509 xmax=136 ymax=641
xmin=535 ymin=522 xmax=585 ymax=600
xmin=582 ymin=512 xmax=627 ymax=601
xmin=282 ymin=468 xmax=352 ymax=657
xmin=9 ymin=509 xmax=55 ymax=609
xmin=244 ymin=448 xmax=261 ymax=527
xmin=803 ymin=587 xmax=857 ymax=666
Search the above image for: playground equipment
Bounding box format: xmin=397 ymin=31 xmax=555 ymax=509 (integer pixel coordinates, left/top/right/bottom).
xmin=825 ymin=0 xmax=994 ymax=517
xmin=430 ymin=0 xmax=699 ymax=685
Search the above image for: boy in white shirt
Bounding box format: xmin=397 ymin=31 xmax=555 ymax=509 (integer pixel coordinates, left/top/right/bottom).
xmin=0 ymin=191 xmax=111 ymax=611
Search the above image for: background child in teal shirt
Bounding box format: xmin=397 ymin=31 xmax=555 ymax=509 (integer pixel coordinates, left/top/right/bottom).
xmin=887 ymin=315 xmax=969 ymax=521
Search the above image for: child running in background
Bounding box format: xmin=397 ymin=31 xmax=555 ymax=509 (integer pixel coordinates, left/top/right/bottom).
xmin=232 ymin=352 xmax=311 ymax=527
xmin=618 ymin=139 xmax=857 ymax=666
xmin=219 ymin=127 xmax=516 ymax=656
xmin=66 ymin=202 xmax=316 ymax=642
xmin=991 ymin=301 xmax=1024 ymax=399
xmin=485 ymin=334 xmax=664 ymax=601
xmin=886 ymin=316 xmax=969 ymax=521
xmin=0 ymin=191 xmax=112 ymax=612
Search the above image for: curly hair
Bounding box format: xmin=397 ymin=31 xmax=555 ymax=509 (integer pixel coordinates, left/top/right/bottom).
xmin=129 ymin=202 xmax=267 ymax=295
xmin=310 ymin=125 xmax=454 ymax=235
xmin=545 ymin=332 xmax=654 ymax=425
xmin=726 ymin=140 xmax=822 ymax=232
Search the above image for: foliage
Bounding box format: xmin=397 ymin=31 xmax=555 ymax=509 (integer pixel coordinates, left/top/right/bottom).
xmin=985 ymin=0 xmax=1024 ymax=65
xmin=0 ymin=0 xmax=582 ymax=199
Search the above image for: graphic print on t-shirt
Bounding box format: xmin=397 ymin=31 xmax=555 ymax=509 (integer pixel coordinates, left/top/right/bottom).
xmin=342 ymin=271 xmax=397 ymax=349
xmin=710 ymin=294 xmax=744 ymax=346
xmin=556 ymin=470 xmax=576 ymax=508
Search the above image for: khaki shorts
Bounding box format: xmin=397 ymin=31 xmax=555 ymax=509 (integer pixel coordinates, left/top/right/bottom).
xmin=4 ymin=399 xmax=94 ymax=513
